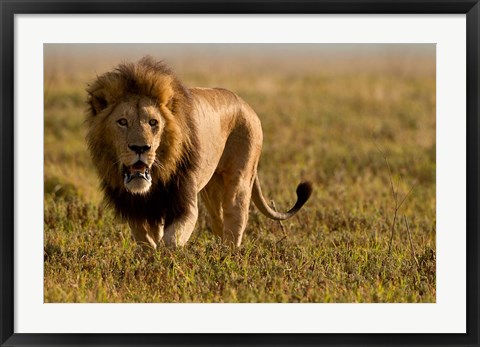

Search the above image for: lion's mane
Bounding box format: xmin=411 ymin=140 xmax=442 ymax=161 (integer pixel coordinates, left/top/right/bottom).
xmin=86 ymin=57 xmax=199 ymax=226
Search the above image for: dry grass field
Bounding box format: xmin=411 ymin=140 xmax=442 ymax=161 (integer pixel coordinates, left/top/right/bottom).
xmin=44 ymin=44 xmax=436 ymax=303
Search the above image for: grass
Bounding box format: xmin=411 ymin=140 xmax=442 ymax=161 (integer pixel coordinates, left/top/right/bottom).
xmin=44 ymin=46 xmax=436 ymax=303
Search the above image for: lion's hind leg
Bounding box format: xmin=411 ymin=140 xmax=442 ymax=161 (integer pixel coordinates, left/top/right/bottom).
xmin=200 ymin=173 xmax=225 ymax=238
xmin=221 ymin=173 xmax=255 ymax=247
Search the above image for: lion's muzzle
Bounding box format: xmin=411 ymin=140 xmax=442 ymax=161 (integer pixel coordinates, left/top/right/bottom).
xmin=123 ymin=161 xmax=152 ymax=194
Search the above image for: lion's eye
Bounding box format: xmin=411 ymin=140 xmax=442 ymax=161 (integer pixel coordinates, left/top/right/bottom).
xmin=117 ymin=118 xmax=128 ymax=127
xmin=149 ymin=119 xmax=158 ymax=126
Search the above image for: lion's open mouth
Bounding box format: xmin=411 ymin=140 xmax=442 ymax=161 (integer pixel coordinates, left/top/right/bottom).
xmin=123 ymin=161 xmax=152 ymax=185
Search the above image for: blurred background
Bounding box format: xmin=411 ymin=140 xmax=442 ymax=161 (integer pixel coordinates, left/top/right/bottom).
xmin=44 ymin=44 xmax=436 ymax=303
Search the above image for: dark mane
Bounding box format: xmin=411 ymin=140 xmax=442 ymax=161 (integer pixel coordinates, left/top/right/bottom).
xmin=86 ymin=56 xmax=200 ymax=227
xmin=102 ymin=141 xmax=199 ymax=227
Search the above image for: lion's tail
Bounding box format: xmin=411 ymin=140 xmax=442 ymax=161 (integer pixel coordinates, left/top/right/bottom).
xmin=252 ymin=175 xmax=313 ymax=221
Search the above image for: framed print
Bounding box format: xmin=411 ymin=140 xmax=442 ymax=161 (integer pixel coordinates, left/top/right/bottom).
xmin=1 ymin=1 xmax=479 ymax=346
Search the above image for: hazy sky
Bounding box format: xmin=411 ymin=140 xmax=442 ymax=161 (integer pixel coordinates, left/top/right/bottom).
xmin=45 ymin=43 xmax=434 ymax=60
xmin=44 ymin=43 xmax=435 ymax=79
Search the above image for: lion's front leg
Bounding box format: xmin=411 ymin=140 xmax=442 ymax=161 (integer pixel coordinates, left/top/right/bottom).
xmin=128 ymin=220 xmax=164 ymax=250
xmin=163 ymin=194 xmax=199 ymax=248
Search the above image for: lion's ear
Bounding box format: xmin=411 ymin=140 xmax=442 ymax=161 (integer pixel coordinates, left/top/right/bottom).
xmin=87 ymin=89 xmax=108 ymax=116
xmin=155 ymin=76 xmax=175 ymax=110
xmin=165 ymin=95 xmax=175 ymax=111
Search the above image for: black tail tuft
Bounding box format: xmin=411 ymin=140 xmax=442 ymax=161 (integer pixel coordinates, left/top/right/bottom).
xmin=295 ymin=181 xmax=313 ymax=208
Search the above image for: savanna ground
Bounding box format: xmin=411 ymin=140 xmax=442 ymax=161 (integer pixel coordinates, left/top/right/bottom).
xmin=44 ymin=44 xmax=436 ymax=303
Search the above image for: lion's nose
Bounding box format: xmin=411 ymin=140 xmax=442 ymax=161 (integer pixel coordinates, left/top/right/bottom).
xmin=128 ymin=144 xmax=151 ymax=154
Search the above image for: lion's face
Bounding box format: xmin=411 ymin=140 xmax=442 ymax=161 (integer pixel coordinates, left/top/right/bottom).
xmin=107 ymin=97 xmax=164 ymax=195
xmin=87 ymin=57 xmax=194 ymax=202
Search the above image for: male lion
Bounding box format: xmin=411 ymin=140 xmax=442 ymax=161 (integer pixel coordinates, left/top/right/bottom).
xmin=86 ymin=56 xmax=312 ymax=248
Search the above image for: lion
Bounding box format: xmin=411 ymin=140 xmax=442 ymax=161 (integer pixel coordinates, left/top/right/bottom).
xmin=86 ymin=56 xmax=312 ymax=248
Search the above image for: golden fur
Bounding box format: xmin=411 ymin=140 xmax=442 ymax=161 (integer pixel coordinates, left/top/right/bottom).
xmin=86 ymin=56 xmax=312 ymax=248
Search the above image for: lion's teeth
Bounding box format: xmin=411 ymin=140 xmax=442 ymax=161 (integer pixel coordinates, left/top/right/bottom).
xmin=123 ymin=165 xmax=151 ymax=185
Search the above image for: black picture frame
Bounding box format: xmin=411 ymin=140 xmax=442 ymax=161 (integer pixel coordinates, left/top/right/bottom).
xmin=1 ymin=1 xmax=479 ymax=346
